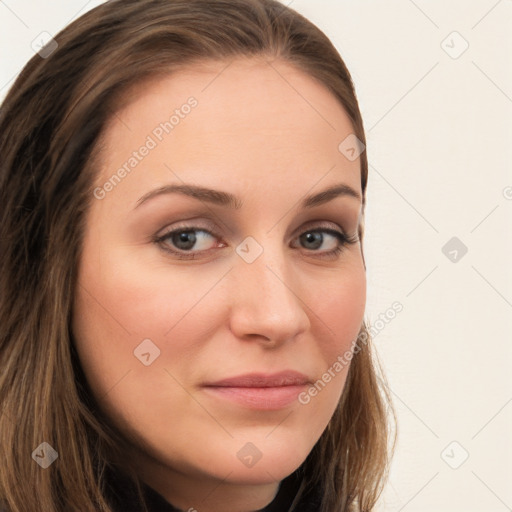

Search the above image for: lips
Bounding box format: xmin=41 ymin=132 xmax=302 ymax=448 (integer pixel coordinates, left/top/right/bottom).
xmin=202 ymin=371 xmax=311 ymax=410
xmin=203 ymin=370 xmax=311 ymax=388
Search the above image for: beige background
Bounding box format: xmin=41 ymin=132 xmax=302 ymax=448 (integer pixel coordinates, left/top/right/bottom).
xmin=1 ymin=1 xmax=511 ymax=511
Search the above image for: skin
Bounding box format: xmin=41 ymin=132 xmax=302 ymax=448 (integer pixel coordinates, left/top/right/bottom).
xmin=72 ymin=57 xmax=366 ymax=512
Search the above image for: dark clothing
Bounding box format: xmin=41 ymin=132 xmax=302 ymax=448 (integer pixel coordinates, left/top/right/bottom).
xmin=105 ymin=466 xmax=322 ymax=512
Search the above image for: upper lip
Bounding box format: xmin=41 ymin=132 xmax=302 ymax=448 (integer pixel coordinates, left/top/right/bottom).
xmin=203 ymin=371 xmax=311 ymax=388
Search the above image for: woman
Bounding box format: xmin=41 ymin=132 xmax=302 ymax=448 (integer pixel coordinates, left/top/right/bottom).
xmin=0 ymin=1 xmax=395 ymax=511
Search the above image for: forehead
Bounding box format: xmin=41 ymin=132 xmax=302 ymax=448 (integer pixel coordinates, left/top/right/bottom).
xmin=94 ymin=57 xmax=361 ymax=207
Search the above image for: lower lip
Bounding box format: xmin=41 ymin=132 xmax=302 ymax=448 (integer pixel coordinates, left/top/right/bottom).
xmin=203 ymin=385 xmax=307 ymax=410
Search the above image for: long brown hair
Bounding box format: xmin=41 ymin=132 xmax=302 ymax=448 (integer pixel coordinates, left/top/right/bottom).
xmin=0 ymin=1 xmax=396 ymax=510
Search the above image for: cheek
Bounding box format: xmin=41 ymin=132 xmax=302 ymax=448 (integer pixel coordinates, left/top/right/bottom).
xmin=289 ymin=264 xmax=366 ymax=449
xmin=71 ymin=238 xmax=209 ymax=409
xmin=313 ymin=263 xmax=366 ymax=362
xmin=71 ymin=258 xmax=215 ymax=450
xmin=73 ymin=237 xmax=216 ymax=345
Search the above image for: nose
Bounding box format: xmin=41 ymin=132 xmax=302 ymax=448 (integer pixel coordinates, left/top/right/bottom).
xmin=228 ymin=243 xmax=311 ymax=348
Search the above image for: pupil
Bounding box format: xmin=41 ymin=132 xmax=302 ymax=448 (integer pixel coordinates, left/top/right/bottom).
xmin=302 ymin=232 xmax=322 ymax=249
xmin=174 ymin=231 xmax=196 ymax=250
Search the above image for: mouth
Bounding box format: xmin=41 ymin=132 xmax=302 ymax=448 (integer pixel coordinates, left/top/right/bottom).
xmin=202 ymin=371 xmax=311 ymax=410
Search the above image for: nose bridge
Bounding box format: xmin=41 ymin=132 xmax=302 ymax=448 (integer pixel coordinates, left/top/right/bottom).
xmin=228 ymin=231 xmax=310 ymax=343
xmin=237 ymin=230 xmax=293 ymax=299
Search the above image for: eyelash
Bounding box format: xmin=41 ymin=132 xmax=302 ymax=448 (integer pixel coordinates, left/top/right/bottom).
xmin=153 ymin=223 xmax=359 ymax=261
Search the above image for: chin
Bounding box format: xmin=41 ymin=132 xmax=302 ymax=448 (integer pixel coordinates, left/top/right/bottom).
xmin=220 ymin=459 xmax=306 ymax=486
xmin=208 ymin=434 xmax=314 ymax=485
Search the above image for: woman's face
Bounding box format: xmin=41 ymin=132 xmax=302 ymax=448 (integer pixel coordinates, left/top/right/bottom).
xmin=72 ymin=57 xmax=366 ymax=508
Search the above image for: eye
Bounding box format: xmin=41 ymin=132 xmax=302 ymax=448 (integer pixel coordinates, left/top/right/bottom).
xmin=292 ymin=226 xmax=359 ymax=260
xmin=154 ymin=225 xmax=222 ymax=259
xmin=153 ymin=222 xmax=358 ymax=260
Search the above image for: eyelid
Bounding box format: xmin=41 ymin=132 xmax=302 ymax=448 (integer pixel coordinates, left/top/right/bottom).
xmin=153 ymin=219 xmax=358 ymax=262
xmin=294 ymin=219 xmax=347 ymax=235
xmin=155 ymin=218 xmax=349 ymax=242
xmin=153 ymin=218 xmax=355 ymax=255
xmin=155 ymin=218 xmax=220 ymax=239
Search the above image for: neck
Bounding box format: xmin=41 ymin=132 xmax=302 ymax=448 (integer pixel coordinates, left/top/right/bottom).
xmin=134 ymin=453 xmax=282 ymax=512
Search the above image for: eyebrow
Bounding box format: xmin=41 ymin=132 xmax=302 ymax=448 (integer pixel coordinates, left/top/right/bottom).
xmin=134 ymin=182 xmax=361 ymax=210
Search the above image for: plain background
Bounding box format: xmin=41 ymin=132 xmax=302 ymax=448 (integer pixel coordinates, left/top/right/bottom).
xmin=1 ymin=1 xmax=511 ymax=511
